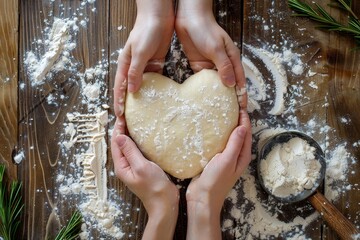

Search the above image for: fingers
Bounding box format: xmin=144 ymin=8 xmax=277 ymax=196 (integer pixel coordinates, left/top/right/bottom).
xmin=114 ymin=48 xmax=131 ymax=118
xmin=225 ymin=40 xmax=248 ymax=109
xmin=111 ymin=128 xmax=130 ymax=180
xmin=144 ymin=59 xmax=165 ymax=73
xmin=235 ymin=110 xmax=252 ymax=174
xmin=211 ymin=47 xmax=236 ymax=87
xmin=221 ymin=126 xmax=247 ymax=164
xmin=127 ymin=49 xmax=149 ymax=93
xmin=114 ymin=134 xmax=146 ymax=171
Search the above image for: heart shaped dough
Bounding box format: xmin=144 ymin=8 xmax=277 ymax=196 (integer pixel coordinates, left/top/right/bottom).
xmin=125 ymin=69 xmax=239 ymax=179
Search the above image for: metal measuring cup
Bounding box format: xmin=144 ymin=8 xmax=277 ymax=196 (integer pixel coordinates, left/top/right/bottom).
xmin=257 ymin=131 xmax=359 ymax=240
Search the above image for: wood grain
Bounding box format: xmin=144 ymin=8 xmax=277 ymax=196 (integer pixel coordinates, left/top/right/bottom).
xmin=108 ymin=1 xmax=149 ymax=240
xmin=309 ymin=191 xmax=359 ymax=240
xmin=0 ymin=0 xmax=18 ymax=180
xmin=18 ymin=0 xmax=109 ymax=239
xmin=324 ymin=1 xmax=360 ymax=239
xmin=3 ymin=0 xmax=358 ymax=239
xmin=242 ymin=0 xmax=331 ymax=239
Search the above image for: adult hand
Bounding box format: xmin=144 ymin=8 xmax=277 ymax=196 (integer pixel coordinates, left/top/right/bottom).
xmin=186 ymin=110 xmax=252 ymax=240
xmin=111 ymin=120 xmax=179 ymax=240
xmin=175 ymin=0 xmax=247 ymax=109
xmin=114 ymin=0 xmax=175 ymax=118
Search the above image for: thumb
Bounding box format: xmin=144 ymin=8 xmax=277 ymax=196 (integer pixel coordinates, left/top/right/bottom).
xmin=116 ymin=135 xmax=145 ymax=170
xmin=211 ymin=50 xmax=236 ymax=87
xmin=222 ymin=126 xmax=247 ymax=161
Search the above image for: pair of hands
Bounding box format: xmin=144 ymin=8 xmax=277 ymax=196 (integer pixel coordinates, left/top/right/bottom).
xmin=111 ymin=110 xmax=251 ymax=240
xmin=111 ymin=0 xmax=251 ymax=239
xmin=114 ymin=0 xmax=247 ymax=114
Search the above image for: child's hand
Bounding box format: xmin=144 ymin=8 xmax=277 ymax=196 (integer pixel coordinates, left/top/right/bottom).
xmin=111 ymin=119 xmax=179 ymax=239
xmin=175 ymin=0 xmax=246 ymax=109
xmin=185 ymin=110 xmax=252 ymax=240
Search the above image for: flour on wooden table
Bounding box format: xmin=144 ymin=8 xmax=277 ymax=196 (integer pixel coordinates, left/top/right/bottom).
xmin=227 ymin=34 xmax=358 ymax=238
xmin=24 ymin=18 xmax=78 ymax=85
xmin=20 ymin=0 xmax=359 ymax=238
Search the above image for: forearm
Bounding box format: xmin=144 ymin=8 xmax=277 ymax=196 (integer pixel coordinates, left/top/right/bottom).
xmin=142 ymin=207 xmax=178 ymax=240
xmin=186 ymin=201 xmax=222 ymax=240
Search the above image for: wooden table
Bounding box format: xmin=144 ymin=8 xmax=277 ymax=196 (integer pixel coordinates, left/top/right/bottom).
xmin=0 ymin=0 xmax=359 ymax=239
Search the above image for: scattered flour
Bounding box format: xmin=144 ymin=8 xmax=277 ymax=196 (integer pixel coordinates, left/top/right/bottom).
xmin=244 ymin=44 xmax=288 ymax=115
xmin=325 ymin=144 xmax=351 ymax=201
xmin=13 ymin=150 xmax=25 ymax=164
xmin=22 ymin=1 xmax=359 ymax=238
xmin=223 ymin=123 xmax=355 ymax=238
xmin=24 ymin=18 xmax=78 ymax=84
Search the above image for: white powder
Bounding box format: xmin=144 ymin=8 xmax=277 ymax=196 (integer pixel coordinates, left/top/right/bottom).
xmin=325 ymin=144 xmax=351 ymax=201
xmin=242 ymin=56 xmax=266 ymax=113
xmin=244 ymin=44 xmax=288 ymax=115
xmin=308 ymin=81 xmax=318 ymax=89
xmin=13 ymin=150 xmax=25 ymax=164
xmin=260 ymin=137 xmax=321 ymax=198
xmin=291 ymin=64 xmax=304 ymax=75
xmin=61 ymin=111 xmax=124 ymax=238
xmin=224 ymin=169 xmax=320 ymax=238
xmin=24 ymin=18 xmax=77 ymax=84
xmin=22 ymin=1 xmax=358 ymax=237
xmin=222 ymin=114 xmax=357 ymax=238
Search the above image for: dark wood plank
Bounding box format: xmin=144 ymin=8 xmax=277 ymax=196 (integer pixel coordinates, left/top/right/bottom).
xmin=108 ymin=1 xmax=148 ymax=240
xmin=322 ymin=1 xmax=360 ymax=239
xmin=11 ymin=0 xmax=359 ymax=239
xmin=242 ymin=0 xmax=332 ymax=239
xmin=242 ymin=0 xmax=360 ymax=239
xmin=18 ymin=0 xmax=109 ymax=238
xmin=0 ymin=0 xmax=19 ymax=180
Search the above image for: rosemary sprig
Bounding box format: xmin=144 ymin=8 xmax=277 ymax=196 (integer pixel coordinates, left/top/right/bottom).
xmin=288 ymin=0 xmax=360 ymax=47
xmin=0 ymin=164 xmax=24 ymax=240
xmin=54 ymin=210 xmax=83 ymax=240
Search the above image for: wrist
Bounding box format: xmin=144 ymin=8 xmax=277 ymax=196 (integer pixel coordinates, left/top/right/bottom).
xmin=146 ymin=200 xmax=179 ymax=220
xmin=136 ymin=0 xmax=175 ymax=19
xmin=143 ymin=201 xmax=179 ymax=240
xmin=187 ymin=198 xmax=221 ymax=221
xmin=177 ymin=0 xmax=213 ymax=19
xmin=143 ymin=188 xmax=179 ymax=220
xmin=186 ymin=199 xmax=222 ymax=240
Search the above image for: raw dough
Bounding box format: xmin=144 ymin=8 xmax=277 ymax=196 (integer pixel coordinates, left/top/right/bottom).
xmin=125 ymin=69 xmax=239 ymax=179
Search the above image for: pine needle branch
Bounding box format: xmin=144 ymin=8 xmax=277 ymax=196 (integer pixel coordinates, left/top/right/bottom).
xmin=288 ymin=0 xmax=360 ymax=47
xmin=0 ymin=164 xmax=24 ymax=240
xmin=54 ymin=210 xmax=83 ymax=240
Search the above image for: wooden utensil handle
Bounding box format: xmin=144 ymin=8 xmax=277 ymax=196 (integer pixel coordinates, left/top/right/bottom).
xmin=309 ymin=191 xmax=359 ymax=240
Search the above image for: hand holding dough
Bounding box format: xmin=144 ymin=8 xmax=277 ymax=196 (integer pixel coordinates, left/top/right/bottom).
xmin=125 ymin=69 xmax=239 ymax=179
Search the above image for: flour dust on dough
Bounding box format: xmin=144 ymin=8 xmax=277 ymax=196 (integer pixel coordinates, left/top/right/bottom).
xmin=125 ymin=69 xmax=239 ymax=179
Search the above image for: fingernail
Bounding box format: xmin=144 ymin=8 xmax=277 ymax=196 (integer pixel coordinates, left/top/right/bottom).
xmin=117 ymin=135 xmax=127 ymax=147
xmin=225 ymin=76 xmax=236 ymax=87
xmin=128 ymin=82 xmax=136 ymax=93
xmin=237 ymin=126 xmax=247 ymax=137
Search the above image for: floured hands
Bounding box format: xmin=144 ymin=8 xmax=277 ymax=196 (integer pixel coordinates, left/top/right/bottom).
xmin=185 ymin=110 xmax=252 ymax=240
xmin=175 ymin=0 xmax=247 ymax=109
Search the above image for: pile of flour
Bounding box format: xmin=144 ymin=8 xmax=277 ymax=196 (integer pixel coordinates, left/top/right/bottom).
xmin=260 ymin=137 xmax=322 ymax=198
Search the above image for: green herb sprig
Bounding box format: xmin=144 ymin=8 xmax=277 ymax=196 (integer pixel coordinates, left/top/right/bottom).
xmin=0 ymin=164 xmax=24 ymax=240
xmin=288 ymin=0 xmax=360 ymax=47
xmin=54 ymin=210 xmax=83 ymax=240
